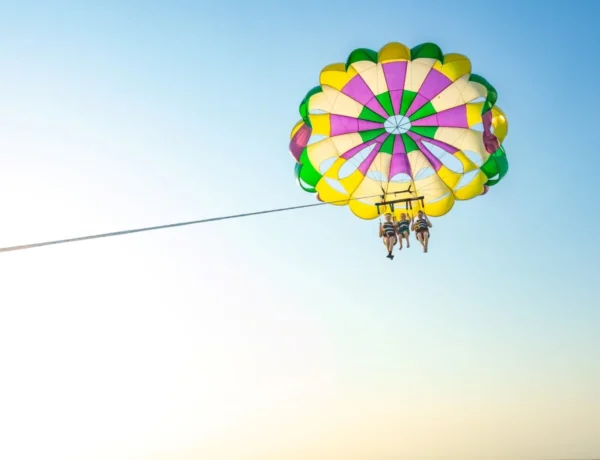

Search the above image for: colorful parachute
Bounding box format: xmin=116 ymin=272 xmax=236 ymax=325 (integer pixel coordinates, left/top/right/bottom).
xmin=289 ymin=41 xmax=509 ymax=219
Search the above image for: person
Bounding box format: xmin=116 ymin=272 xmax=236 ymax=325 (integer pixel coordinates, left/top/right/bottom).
xmin=379 ymin=213 xmax=397 ymax=259
xmin=412 ymin=210 xmax=432 ymax=253
xmin=396 ymin=212 xmax=411 ymax=250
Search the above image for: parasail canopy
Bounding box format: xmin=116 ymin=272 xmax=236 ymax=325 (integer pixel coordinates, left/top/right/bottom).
xmin=289 ymin=41 xmax=509 ymax=220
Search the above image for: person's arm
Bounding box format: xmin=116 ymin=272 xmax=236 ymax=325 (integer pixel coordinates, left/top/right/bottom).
xmin=410 ymin=216 xmax=415 ymax=231
xmin=379 ymin=222 xmax=383 ymax=238
xmin=424 ymin=212 xmax=432 ymax=227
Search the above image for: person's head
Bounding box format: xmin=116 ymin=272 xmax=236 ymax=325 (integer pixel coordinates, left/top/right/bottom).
xmin=384 ymin=213 xmax=392 ymax=221
xmin=417 ymin=210 xmax=424 ymax=218
xmin=400 ymin=213 xmax=406 ymax=220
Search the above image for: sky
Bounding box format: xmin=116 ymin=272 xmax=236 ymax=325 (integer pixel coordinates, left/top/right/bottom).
xmin=0 ymin=0 xmax=599 ymax=459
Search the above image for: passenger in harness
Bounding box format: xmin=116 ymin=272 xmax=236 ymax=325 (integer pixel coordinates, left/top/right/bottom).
xmin=412 ymin=210 xmax=432 ymax=253
xmin=396 ymin=212 xmax=411 ymax=250
xmin=379 ymin=213 xmax=397 ymax=260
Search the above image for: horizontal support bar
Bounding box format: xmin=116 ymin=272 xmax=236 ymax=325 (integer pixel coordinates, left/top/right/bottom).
xmin=378 ymin=196 xmax=424 ymax=205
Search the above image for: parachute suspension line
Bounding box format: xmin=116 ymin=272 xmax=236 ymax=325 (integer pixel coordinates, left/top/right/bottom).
xmin=379 ymin=183 xmax=387 ymax=214
xmin=378 ymin=150 xmax=386 ymax=211
xmin=0 ymin=193 xmax=395 ymax=254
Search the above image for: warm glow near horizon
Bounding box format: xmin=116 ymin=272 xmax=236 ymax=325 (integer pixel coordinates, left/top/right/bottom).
xmin=1 ymin=251 xmax=598 ymax=460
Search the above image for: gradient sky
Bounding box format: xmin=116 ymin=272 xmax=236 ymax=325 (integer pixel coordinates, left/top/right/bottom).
xmin=1 ymin=1 xmax=599 ymax=459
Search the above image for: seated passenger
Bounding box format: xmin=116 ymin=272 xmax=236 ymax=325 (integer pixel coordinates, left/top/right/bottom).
xmin=412 ymin=210 xmax=432 ymax=253
xmin=379 ymin=213 xmax=397 ymax=259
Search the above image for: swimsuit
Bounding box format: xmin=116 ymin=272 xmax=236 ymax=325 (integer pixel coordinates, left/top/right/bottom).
xmin=382 ymin=221 xmax=396 ymax=237
xmin=397 ymin=219 xmax=410 ymax=234
xmin=414 ymin=218 xmax=429 ymax=234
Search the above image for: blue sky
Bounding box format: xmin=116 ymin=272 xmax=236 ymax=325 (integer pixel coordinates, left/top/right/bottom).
xmin=0 ymin=1 xmax=599 ymax=459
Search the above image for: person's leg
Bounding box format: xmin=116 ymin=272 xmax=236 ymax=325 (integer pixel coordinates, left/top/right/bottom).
xmin=423 ymin=231 xmax=429 ymax=253
xmin=417 ymin=231 xmax=425 ymax=251
xmin=390 ymin=236 xmax=396 ymax=258
xmin=403 ymin=230 xmax=410 ymax=248
xmin=386 ymin=235 xmax=395 ymax=258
